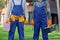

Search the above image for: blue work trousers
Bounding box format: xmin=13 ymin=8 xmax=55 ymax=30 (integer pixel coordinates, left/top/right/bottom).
xmin=33 ymin=7 xmax=48 ymax=40
xmin=8 ymin=20 xmax=24 ymax=40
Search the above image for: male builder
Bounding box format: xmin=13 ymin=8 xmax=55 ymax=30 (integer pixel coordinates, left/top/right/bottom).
xmin=32 ymin=0 xmax=50 ymax=40
xmin=5 ymin=0 xmax=28 ymax=40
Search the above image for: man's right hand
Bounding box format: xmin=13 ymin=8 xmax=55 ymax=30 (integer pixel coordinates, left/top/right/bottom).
xmin=47 ymin=19 xmax=52 ymax=26
xmin=4 ymin=18 xmax=10 ymax=23
xmin=24 ymin=19 xmax=29 ymax=24
xmin=31 ymin=19 xmax=34 ymax=25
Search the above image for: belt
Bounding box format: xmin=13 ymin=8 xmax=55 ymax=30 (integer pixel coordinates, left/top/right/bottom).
xmin=10 ymin=14 xmax=25 ymax=22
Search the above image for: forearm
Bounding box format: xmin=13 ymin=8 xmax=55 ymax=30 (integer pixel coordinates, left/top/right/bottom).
xmin=5 ymin=0 xmax=12 ymax=19
xmin=23 ymin=0 xmax=28 ymax=20
xmin=31 ymin=3 xmax=35 ymax=25
xmin=46 ymin=1 xmax=50 ymax=12
xmin=46 ymin=1 xmax=51 ymax=19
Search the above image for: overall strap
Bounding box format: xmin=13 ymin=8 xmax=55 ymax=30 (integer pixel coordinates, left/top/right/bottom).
xmin=34 ymin=0 xmax=40 ymax=7
xmin=12 ymin=0 xmax=15 ymax=5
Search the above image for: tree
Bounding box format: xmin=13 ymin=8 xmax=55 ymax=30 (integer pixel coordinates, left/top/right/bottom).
xmin=0 ymin=0 xmax=5 ymax=24
xmin=0 ymin=0 xmax=5 ymax=10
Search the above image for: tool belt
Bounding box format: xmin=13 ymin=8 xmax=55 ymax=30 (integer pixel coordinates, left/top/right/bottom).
xmin=10 ymin=14 xmax=24 ymax=22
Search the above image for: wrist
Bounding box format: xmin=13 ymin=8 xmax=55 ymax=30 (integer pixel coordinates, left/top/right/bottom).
xmin=5 ymin=18 xmax=10 ymax=23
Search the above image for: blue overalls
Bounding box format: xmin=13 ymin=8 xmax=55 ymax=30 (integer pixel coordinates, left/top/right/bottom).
xmin=8 ymin=0 xmax=24 ymax=40
xmin=33 ymin=0 xmax=48 ymax=40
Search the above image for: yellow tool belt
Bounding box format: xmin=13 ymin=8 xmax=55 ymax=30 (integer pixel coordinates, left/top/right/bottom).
xmin=10 ymin=15 xmax=24 ymax=22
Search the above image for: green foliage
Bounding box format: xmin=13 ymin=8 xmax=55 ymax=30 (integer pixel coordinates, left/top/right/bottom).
xmin=0 ymin=0 xmax=5 ymax=10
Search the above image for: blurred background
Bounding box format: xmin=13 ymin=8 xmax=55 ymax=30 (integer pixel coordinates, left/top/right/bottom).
xmin=0 ymin=0 xmax=60 ymax=40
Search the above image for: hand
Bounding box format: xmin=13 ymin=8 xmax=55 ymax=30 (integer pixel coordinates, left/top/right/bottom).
xmin=47 ymin=19 xmax=52 ymax=26
xmin=24 ymin=19 xmax=28 ymax=24
xmin=4 ymin=18 xmax=10 ymax=24
xmin=31 ymin=19 xmax=34 ymax=25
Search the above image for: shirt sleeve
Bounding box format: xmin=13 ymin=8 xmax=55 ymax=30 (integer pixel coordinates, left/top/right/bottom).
xmin=5 ymin=0 xmax=13 ymax=19
xmin=31 ymin=3 xmax=35 ymax=19
xmin=22 ymin=0 xmax=29 ymax=20
xmin=46 ymin=1 xmax=50 ymax=12
xmin=46 ymin=1 xmax=51 ymax=19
